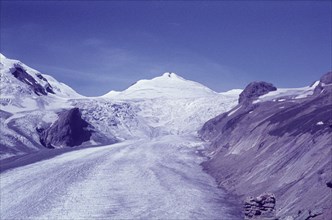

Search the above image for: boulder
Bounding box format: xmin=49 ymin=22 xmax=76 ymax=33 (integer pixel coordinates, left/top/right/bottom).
xmin=326 ymin=181 xmax=332 ymax=188
xmin=39 ymin=108 xmax=92 ymax=148
xmin=244 ymin=193 xmax=276 ymax=219
xmin=239 ymin=81 xmax=277 ymax=104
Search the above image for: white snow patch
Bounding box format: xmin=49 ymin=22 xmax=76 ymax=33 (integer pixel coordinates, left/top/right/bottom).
xmin=228 ymin=106 xmax=241 ymax=116
xmin=311 ymin=81 xmax=320 ymax=88
xmin=256 ymin=85 xmax=316 ymax=102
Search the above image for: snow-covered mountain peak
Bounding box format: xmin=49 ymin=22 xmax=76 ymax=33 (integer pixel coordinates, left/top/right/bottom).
xmin=161 ymin=72 xmax=184 ymax=80
xmin=0 ymin=53 xmax=20 ymax=68
xmin=0 ymin=53 xmax=82 ymax=112
xmin=104 ymin=72 xmax=218 ymax=99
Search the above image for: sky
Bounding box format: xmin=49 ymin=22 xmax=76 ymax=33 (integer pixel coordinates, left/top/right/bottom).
xmin=1 ymin=1 xmax=331 ymax=96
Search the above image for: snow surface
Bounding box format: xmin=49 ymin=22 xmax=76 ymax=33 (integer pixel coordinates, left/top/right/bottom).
xmin=0 ymin=135 xmax=241 ymax=219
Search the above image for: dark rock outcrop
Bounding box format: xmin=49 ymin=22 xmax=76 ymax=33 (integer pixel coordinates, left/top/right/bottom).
xmin=326 ymin=181 xmax=332 ymax=188
xmin=244 ymin=193 xmax=276 ymax=219
xmin=11 ymin=65 xmax=55 ymax=96
xmin=239 ymin=81 xmax=277 ymax=104
xmin=39 ymin=108 xmax=92 ymax=148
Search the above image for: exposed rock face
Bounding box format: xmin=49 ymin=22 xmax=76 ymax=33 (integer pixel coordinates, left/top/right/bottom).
xmin=294 ymin=208 xmax=323 ymax=220
xmin=320 ymin=71 xmax=332 ymax=84
xmin=11 ymin=65 xmax=55 ymax=96
xmin=314 ymin=71 xmax=332 ymax=95
xmin=326 ymin=181 xmax=332 ymax=188
xmin=199 ymin=73 xmax=332 ymax=218
xmin=244 ymin=193 xmax=276 ymax=219
xmin=39 ymin=108 xmax=92 ymax=148
xmin=239 ymin=81 xmax=277 ymax=104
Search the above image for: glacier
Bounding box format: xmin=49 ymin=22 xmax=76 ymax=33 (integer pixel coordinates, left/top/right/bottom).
xmin=1 ymin=135 xmax=242 ymax=219
xmin=0 ymin=54 xmax=242 ymax=219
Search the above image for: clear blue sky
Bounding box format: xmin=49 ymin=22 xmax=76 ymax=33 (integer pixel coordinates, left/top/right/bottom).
xmin=1 ymin=1 xmax=331 ymax=96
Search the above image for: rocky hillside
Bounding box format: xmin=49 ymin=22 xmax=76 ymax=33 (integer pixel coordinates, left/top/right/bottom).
xmin=199 ymin=72 xmax=332 ymax=219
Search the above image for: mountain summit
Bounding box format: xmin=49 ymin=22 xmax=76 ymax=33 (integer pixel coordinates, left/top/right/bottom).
xmin=160 ymin=72 xmax=186 ymax=80
xmin=104 ymin=72 xmax=217 ymax=99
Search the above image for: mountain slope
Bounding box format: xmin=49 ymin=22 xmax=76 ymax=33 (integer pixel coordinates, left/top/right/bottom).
xmin=199 ymin=72 xmax=332 ymax=219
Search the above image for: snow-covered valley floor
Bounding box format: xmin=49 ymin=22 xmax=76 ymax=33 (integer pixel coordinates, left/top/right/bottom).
xmin=0 ymin=135 xmax=241 ymax=219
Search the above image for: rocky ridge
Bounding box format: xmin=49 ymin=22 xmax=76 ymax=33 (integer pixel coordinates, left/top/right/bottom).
xmin=239 ymin=81 xmax=277 ymax=104
xmin=199 ymin=72 xmax=332 ymax=219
